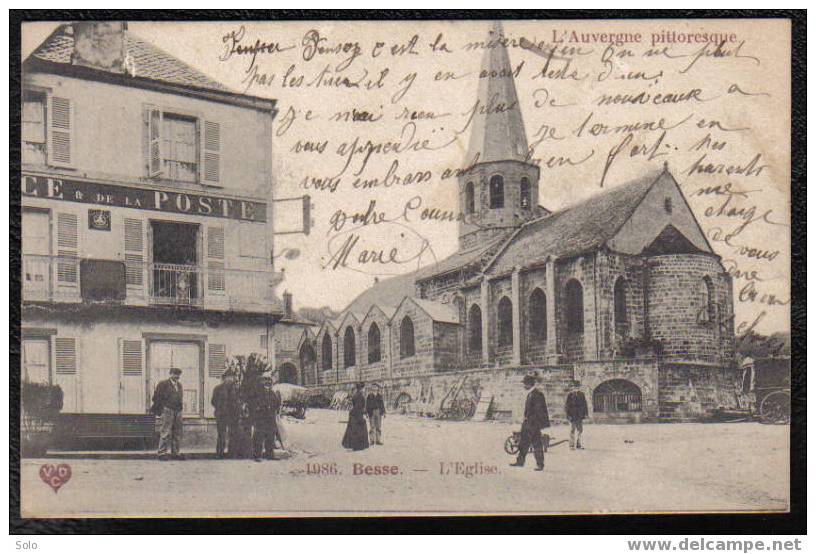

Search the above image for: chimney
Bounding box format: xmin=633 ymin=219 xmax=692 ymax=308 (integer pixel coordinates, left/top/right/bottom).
xmin=71 ymin=22 xmax=128 ymax=73
xmin=283 ymin=291 xmax=293 ymax=320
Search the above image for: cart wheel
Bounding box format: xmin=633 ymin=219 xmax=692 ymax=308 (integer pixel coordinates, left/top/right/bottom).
xmin=294 ymin=406 xmax=306 ymax=420
xmin=504 ymin=436 xmax=519 ymax=455
xmin=394 ymin=393 xmax=411 ymax=414
xmin=454 ymin=398 xmax=476 ymax=420
xmin=760 ymin=390 xmax=791 ymax=424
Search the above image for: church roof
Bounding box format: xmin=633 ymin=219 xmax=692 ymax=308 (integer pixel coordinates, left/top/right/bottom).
xmin=345 ymin=234 xmax=507 ymax=315
xmin=345 ymin=271 xmax=418 ymax=314
xmin=411 ymin=298 xmax=460 ymax=324
xmin=466 ymin=21 xmax=530 ymax=164
xmin=415 ymin=235 xmax=508 ymax=281
xmin=486 ymin=169 xmax=664 ymax=274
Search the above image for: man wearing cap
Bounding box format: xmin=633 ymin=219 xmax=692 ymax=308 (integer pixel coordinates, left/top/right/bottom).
xmin=251 ymin=375 xmax=280 ymax=462
xmin=151 ymin=367 xmax=185 ymax=461
xmin=366 ymin=383 xmax=386 ymax=446
xmin=211 ymin=369 xmax=240 ymax=458
xmin=509 ymin=374 xmax=550 ymax=471
xmin=565 ymin=380 xmax=589 ymax=450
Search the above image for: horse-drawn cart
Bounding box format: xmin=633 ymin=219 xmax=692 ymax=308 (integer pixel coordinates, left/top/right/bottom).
xmin=273 ymin=383 xmax=309 ymax=419
xmin=742 ymin=357 xmax=791 ymax=425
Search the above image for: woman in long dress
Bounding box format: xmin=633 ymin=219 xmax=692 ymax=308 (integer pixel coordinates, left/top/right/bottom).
xmin=342 ymin=382 xmax=369 ymax=451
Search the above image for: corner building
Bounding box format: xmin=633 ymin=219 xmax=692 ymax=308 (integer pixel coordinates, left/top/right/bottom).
xmin=21 ymin=23 xmax=283 ymax=438
xmin=293 ymin=23 xmax=739 ymax=423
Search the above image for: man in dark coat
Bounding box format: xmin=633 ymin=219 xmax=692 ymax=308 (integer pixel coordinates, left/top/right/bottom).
xmin=211 ymin=369 xmax=240 ymax=458
xmin=565 ymin=380 xmax=589 ymax=450
xmin=510 ymin=374 xmax=550 ymax=471
xmin=366 ymin=383 xmax=386 ymax=445
xmin=251 ymin=375 xmax=280 ymax=462
xmin=151 ymin=367 xmax=185 ymax=461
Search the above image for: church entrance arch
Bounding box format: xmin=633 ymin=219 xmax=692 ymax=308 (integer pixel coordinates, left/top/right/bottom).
xmin=299 ymin=343 xmax=317 ymax=386
xmin=279 ymin=362 xmax=298 ymax=385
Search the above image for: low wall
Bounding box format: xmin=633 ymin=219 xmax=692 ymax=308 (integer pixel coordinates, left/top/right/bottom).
xmin=310 ymin=365 xmax=575 ymax=424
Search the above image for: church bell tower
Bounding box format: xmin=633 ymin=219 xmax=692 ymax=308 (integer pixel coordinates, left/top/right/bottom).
xmin=457 ymin=21 xmax=543 ymax=251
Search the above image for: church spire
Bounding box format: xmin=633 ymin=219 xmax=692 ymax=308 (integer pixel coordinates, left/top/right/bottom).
xmin=466 ymin=20 xmax=529 ymax=164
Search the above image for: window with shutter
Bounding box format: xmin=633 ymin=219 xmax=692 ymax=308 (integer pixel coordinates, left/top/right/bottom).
xmin=123 ymin=218 xmax=144 ymax=287
xmin=54 ymin=338 xmax=77 ymax=374
xmin=201 ymin=121 xmax=220 ymax=185
xmin=208 ymin=344 xmax=227 ymax=378
xmin=207 ymin=226 xmax=225 ymax=293
xmin=48 ymin=96 xmax=73 ymax=167
xmin=22 ymin=90 xmax=47 ymax=165
xmin=121 ymin=340 xmax=143 ymax=376
xmin=56 ymin=213 xmax=78 ymax=285
xmin=147 ymin=107 xmax=163 ymax=177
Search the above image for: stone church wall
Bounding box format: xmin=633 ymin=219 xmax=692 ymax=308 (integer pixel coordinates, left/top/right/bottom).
xmin=647 ymin=254 xmax=730 ymax=364
xmin=555 ymin=255 xmax=598 ymax=362
xmin=657 ymin=363 xmax=740 ymax=421
xmin=390 ymin=302 xmax=436 ymax=377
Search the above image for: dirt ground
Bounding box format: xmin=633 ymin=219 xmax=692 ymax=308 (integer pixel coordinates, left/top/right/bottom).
xmin=20 ymin=409 xmax=790 ymax=517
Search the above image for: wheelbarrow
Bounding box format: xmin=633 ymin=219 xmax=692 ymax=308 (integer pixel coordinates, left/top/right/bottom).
xmin=504 ymin=431 xmax=568 ymax=455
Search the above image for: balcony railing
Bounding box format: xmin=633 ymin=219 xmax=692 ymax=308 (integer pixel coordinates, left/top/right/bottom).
xmin=22 ymin=254 xmax=282 ymax=313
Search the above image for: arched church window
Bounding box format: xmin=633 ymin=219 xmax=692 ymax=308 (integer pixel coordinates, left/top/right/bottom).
xmin=322 ymin=333 xmax=333 ymax=370
xmin=468 ymin=304 xmax=483 ymax=353
xmin=400 ymin=316 xmax=415 ymax=358
xmin=520 ymin=177 xmax=531 ymax=209
xmin=489 ymin=175 xmax=504 ymax=209
xmin=529 ymin=288 xmax=547 ymax=343
xmin=368 ymin=322 xmax=381 ymax=364
xmin=614 ymin=277 xmax=628 ymax=332
xmin=702 ymin=276 xmax=716 ymax=322
xmin=465 ymin=182 xmax=475 ymax=214
xmin=343 ymin=326 xmax=356 ymax=368
xmin=498 ymin=296 xmax=513 ymax=347
xmin=565 ymin=279 xmax=584 ymax=335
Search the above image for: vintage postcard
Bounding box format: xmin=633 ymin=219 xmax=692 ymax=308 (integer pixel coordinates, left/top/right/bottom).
xmin=18 ymin=17 xmax=791 ymax=518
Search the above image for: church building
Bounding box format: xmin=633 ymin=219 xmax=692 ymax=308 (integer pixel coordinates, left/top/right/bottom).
xmin=289 ymin=24 xmax=739 ymax=423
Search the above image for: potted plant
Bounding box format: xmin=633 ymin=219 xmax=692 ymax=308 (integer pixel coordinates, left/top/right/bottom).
xmin=21 ymin=381 xmax=63 ymax=457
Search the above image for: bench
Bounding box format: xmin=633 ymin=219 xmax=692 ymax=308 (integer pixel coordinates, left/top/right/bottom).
xmin=53 ymin=413 xmax=158 ymax=450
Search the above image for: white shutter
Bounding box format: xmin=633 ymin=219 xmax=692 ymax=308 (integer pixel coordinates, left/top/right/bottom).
xmin=146 ymin=106 xmax=163 ymax=177
xmin=56 ymin=213 xmax=78 ymax=286
xmin=208 ymin=343 xmax=227 ymax=378
xmin=54 ymin=337 xmax=80 ymax=412
xmin=123 ymin=217 xmax=145 ymax=290
xmin=119 ymin=338 xmax=145 ymax=413
xmin=200 ymin=120 xmax=220 ymax=185
xmin=48 ymin=96 xmax=73 ymax=167
xmin=206 ymin=226 xmax=225 ymax=293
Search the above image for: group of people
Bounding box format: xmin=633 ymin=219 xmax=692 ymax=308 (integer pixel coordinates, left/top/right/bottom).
xmin=151 ymin=367 xmax=589 ymax=469
xmin=341 ymin=382 xmax=386 ymax=451
xmin=150 ymin=368 xmax=286 ymax=462
xmin=508 ymin=376 xmax=589 ymax=472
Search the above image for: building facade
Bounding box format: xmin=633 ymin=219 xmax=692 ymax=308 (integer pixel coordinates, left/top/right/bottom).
xmin=286 ymin=23 xmax=739 ymax=423
xmin=20 ymin=23 xmax=284 ymax=436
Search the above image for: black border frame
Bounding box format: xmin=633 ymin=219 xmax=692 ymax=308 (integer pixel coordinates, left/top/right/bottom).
xmin=9 ymin=9 xmax=806 ymax=534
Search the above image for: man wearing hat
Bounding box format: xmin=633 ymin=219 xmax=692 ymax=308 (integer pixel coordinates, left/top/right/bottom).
xmin=366 ymin=383 xmax=386 ymax=445
xmin=565 ymin=380 xmax=589 ymax=450
xmin=509 ymin=373 xmax=550 ymax=471
xmin=151 ymin=367 xmax=185 ymax=461
xmin=211 ymin=369 xmax=240 ymax=458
